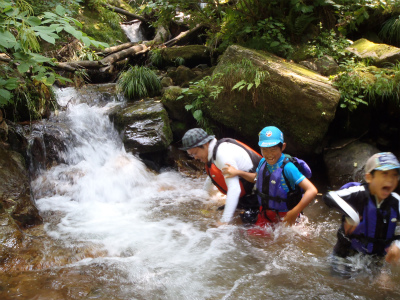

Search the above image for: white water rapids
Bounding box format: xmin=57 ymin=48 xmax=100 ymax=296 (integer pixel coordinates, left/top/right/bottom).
xmin=27 ymin=86 xmax=400 ymax=300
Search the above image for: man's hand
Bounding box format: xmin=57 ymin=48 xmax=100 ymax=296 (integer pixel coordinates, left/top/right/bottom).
xmin=215 ymin=220 xmax=228 ymax=227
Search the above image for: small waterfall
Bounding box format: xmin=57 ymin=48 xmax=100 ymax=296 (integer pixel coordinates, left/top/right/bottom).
xmin=120 ymin=20 xmax=145 ymax=42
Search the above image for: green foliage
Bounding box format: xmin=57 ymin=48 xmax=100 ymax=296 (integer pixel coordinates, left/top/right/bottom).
xmin=29 ymin=0 xmax=83 ymax=16
xmin=117 ymin=66 xmax=162 ymax=100
xmin=149 ymin=49 xmax=164 ymax=67
xmin=242 ymin=17 xmax=294 ymax=57
xmin=87 ymin=0 xmax=122 ymax=30
xmin=332 ymin=59 xmax=400 ymax=111
xmin=300 ymin=26 xmax=351 ymax=61
xmin=0 ymin=0 xmax=108 ymax=120
xmin=379 ymin=15 xmax=400 ymax=46
xmin=174 ymin=57 xmax=185 ymax=66
xmin=218 ymin=59 xmax=268 ymax=105
xmin=177 ymin=73 xmax=224 ymax=132
xmin=73 ymin=43 xmax=100 ymax=61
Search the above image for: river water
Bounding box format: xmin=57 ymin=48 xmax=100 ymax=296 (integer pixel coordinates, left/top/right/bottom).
xmin=2 ymin=87 xmax=400 ymax=300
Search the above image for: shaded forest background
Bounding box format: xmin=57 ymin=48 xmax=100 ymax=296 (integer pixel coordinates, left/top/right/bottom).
xmin=1 ymin=0 xmax=400 ymax=147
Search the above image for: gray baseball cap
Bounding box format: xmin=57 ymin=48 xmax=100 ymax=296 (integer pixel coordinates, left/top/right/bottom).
xmin=179 ymin=128 xmax=215 ymax=151
xmin=365 ymin=152 xmax=400 ymax=173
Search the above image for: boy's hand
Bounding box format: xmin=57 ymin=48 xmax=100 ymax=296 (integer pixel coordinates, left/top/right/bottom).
xmin=283 ymin=208 xmax=299 ymax=226
xmin=385 ymin=244 xmax=400 ymax=264
xmin=343 ymin=216 xmax=361 ymax=235
xmin=222 ymin=163 xmax=238 ymax=178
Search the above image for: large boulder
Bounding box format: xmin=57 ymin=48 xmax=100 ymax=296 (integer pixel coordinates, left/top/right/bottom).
xmin=323 ymin=141 xmax=378 ymax=189
xmin=346 ymin=38 xmax=400 ymax=67
xmin=206 ymin=45 xmax=341 ymax=156
xmin=112 ymin=99 xmax=173 ymax=154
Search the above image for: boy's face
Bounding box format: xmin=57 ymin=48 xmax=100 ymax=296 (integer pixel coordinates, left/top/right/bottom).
xmin=260 ymin=143 xmax=286 ymax=165
xmin=365 ymin=169 xmax=400 ymax=201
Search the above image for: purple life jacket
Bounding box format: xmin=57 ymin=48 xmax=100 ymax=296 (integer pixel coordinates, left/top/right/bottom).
xmin=255 ymin=156 xmax=312 ymax=212
xmin=340 ymin=182 xmax=400 ymax=255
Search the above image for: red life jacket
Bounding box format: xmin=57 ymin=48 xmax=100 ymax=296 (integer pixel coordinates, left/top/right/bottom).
xmin=205 ymin=138 xmax=262 ymax=197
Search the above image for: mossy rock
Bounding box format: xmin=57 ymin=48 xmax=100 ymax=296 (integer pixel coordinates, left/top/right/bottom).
xmin=346 ymin=38 xmax=400 ymax=67
xmin=205 ymin=45 xmax=341 ymax=156
xmin=161 ymin=45 xmax=211 ymax=68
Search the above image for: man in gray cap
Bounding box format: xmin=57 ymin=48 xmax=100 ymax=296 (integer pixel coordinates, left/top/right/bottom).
xmin=323 ymin=152 xmax=400 ymax=267
xmin=180 ymin=128 xmax=262 ymax=225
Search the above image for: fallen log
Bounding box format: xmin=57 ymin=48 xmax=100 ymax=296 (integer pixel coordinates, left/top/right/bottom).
xmin=163 ymin=24 xmax=206 ymax=47
xmin=99 ymin=42 xmax=137 ymax=56
xmin=100 ymin=44 xmax=149 ymax=65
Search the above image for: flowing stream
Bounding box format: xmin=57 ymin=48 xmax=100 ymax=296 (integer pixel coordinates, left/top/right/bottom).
xmin=3 ymin=86 xmax=400 ymax=300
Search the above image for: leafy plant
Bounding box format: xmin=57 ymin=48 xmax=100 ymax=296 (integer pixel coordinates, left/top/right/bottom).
xmin=177 ymin=73 xmax=224 ymax=132
xmin=73 ymin=43 xmax=100 ymax=61
xmin=149 ymin=49 xmax=164 ymax=67
xmin=117 ymin=65 xmax=162 ymax=100
xmin=0 ymin=0 xmax=108 ymax=120
xmin=174 ymin=57 xmax=185 ymax=66
xmin=379 ymin=15 xmax=400 ymax=47
xmin=331 ymin=59 xmax=400 ymax=111
xmin=301 ymin=26 xmax=351 ymax=61
xmin=218 ymin=59 xmax=268 ymax=105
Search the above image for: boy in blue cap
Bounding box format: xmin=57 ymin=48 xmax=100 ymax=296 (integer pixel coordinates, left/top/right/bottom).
xmin=323 ymin=152 xmax=400 ymax=264
xmin=223 ymin=126 xmax=318 ymax=227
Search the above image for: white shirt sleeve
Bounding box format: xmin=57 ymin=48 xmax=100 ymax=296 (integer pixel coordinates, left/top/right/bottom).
xmin=203 ymin=176 xmax=213 ymax=193
xmin=213 ymin=142 xmax=254 ymax=223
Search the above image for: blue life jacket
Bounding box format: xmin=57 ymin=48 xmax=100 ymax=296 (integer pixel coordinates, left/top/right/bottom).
xmin=255 ymin=156 xmax=312 ymax=211
xmin=340 ymin=182 xmax=400 ymax=256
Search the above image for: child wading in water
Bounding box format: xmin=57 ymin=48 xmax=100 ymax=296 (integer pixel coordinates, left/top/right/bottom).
xmin=323 ymin=152 xmax=400 ymax=268
xmin=222 ymin=126 xmax=318 ymax=230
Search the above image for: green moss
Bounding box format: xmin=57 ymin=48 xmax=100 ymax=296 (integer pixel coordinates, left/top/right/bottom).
xmin=78 ymin=7 xmax=128 ymax=45
xmin=161 ymin=86 xmax=183 ymax=102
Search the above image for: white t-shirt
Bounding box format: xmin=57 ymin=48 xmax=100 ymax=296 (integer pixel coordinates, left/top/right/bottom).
xmin=204 ymin=138 xmax=254 ymax=223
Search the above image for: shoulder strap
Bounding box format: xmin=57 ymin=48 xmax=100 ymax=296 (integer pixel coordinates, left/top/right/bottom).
xmin=281 ymin=157 xmax=296 ymax=192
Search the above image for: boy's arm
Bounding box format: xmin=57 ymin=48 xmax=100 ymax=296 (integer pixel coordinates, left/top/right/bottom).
xmin=322 ymin=188 xmax=362 ymax=227
xmin=283 ymin=178 xmax=317 ymax=226
xmin=221 ymin=163 xmax=256 ymax=183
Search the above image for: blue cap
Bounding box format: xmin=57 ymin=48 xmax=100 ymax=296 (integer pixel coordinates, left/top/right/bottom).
xmin=258 ymin=126 xmax=284 ymax=147
xmin=365 ymin=152 xmax=400 ymax=173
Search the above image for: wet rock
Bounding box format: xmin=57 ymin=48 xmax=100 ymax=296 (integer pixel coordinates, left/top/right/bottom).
xmin=0 ymin=147 xmax=42 ymax=228
xmin=113 ymin=99 xmax=173 ymax=154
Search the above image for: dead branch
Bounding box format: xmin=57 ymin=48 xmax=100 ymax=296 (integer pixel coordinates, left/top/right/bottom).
xmin=102 ymin=3 xmax=149 ymax=23
xmin=163 ymin=24 xmax=206 ymax=47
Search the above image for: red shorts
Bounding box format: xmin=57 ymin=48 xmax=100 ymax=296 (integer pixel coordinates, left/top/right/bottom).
xmin=247 ymin=208 xmax=287 ymax=236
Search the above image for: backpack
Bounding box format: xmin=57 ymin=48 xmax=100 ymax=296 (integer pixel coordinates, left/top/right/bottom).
xmin=281 ymin=155 xmax=312 ymax=210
